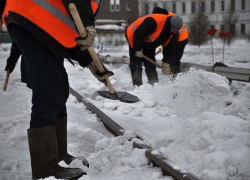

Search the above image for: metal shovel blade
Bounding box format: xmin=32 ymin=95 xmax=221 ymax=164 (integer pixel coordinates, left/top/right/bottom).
xmin=97 ymin=91 xmax=139 ymax=103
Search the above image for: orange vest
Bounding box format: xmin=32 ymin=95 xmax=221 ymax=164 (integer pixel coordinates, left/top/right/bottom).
xmin=91 ymin=0 xmax=101 ymax=15
xmin=127 ymin=14 xmax=172 ymax=48
xmin=162 ymin=12 xmax=188 ymax=47
xmin=3 ymin=0 xmax=99 ymax=48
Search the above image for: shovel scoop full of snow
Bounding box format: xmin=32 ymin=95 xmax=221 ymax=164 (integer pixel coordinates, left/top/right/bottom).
xmin=97 ymin=91 xmax=139 ymax=103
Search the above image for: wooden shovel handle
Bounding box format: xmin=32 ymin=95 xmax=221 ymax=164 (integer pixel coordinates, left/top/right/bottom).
xmin=69 ymin=3 xmax=115 ymax=94
xmin=3 ymin=69 xmax=10 ymax=91
xmin=143 ymin=55 xmax=162 ymax=69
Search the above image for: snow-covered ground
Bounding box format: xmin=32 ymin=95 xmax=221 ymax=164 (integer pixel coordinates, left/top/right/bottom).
xmin=0 ymin=39 xmax=250 ymax=180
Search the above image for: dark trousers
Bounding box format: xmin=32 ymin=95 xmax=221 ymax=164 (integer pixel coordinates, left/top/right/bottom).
xmin=10 ymin=24 xmax=69 ymax=128
xmin=129 ymin=46 xmax=158 ymax=86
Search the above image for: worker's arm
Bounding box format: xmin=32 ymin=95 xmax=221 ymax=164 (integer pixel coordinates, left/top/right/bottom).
xmin=5 ymin=42 xmax=21 ymax=73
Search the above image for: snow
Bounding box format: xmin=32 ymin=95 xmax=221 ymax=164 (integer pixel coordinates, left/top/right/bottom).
xmin=1 ymin=39 xmax=250 ymax=180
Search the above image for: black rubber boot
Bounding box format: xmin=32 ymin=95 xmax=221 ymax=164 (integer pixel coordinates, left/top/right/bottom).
xmin=170 ymin=64 xmax=181 ymax=75
xmin=130 ymin=68 xmax=143 ymax=86
xmin=27 ymin=126 xmax=86 ymax=180
xmin=146 ymin=70 xmax=159 ymax=85
xmin=55 ymin=116 xmax=89 ymax=167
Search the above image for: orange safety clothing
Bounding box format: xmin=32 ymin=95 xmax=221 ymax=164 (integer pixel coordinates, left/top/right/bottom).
xmin=3 ymin=0 xmax=100 ymax=48
xmin=127 ymin=14 xmax=172 ymax=48
xmin=91 ymin=0 xmax=101 ymax=15
xmin=162 ymin=12 xmax=188 ymax=47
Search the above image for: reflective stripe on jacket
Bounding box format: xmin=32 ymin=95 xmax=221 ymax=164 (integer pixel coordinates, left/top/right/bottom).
xmin=126 ymin=14 xmax=171 ymax=48
xmin=3 ymin=0 xmax=79 ymax=48
xmin=162 ymin=12 xmax=188 ymax=47
xmin=3 ymin=0 xmax=100 ymax=48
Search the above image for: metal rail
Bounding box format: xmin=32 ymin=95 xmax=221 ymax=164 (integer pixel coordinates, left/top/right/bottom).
xmin=69 ymin=87 xmax=199 ymax=180
xmin=99 ymin=55 xmax=250 ymax=83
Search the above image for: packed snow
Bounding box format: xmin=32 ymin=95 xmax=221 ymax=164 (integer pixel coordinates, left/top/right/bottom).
xmin=0 ymin=39 xmax=250 ymax=180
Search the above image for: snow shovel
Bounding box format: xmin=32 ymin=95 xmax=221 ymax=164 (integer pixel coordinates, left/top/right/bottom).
xmin=143 ymin=55 xmax=162 ymax=69
xmin=69 ymin=3 xmax=139 ymax=103
xmin=143 ymin=55 xmax=177 ymax=77
xmin=3 ymin=69 xmax=10 ymax=91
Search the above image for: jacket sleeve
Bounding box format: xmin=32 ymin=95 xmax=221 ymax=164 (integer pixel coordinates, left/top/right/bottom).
xmin=162 ymin=38 xmax=188 ymax=65
xmin=63 ymin=0 xmax=95 ymax=27
xmin=66 ymin=46 xmax=93 ymax=67
xmin=133 ymin=17 xmax=157 ymax=51
xmin=7 ymin=42 xmax=21 ymax=65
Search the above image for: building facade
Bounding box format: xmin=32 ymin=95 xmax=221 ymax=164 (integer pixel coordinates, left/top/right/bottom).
xmin=139 ymin=0 xmax=250 ymax=38
xmin=96 ymin=0 xmax=139 ymax=25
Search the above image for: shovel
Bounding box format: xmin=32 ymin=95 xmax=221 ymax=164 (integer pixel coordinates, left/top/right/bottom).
xmin=3 ymin=69 xmax=10 ymax=91
xmin=69 ymin=3 xmax=139 ymax=103
xmin=142 ymin=55 xmax=177 ymax=77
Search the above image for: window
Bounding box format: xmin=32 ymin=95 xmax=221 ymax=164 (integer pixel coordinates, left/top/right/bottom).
xmin=210 ymin=25 xmax=215 ymax=29
xmin=110 ymin=0 xmax=114 ymax=11
xmin=126 ymin=3 xmax=130 ymax=11
xmin=110 ymin=0 xmax=120 ymax=12
xmin=201 ymin=2 xmax=206 ymax=12
xmin=241 ymin=0 xmax=245 ymax=10
xmin=115 ymin=0 xmax=120 ymax=11
xmin=182 ymin=3 xmax=186 ymax=13
xmin=173 ymin=3 xmax=176 ymax=13
xmin=230 ymin=0 xmax=235 ymax=11
xmin=241 ymin=24 xmax=245 ymax=34
xmin=211 ymin=1 xmax=215 ymax=12
xmin=220 ymin=25 xmax=225 ymax=32
xmin=230 ymin=24 xmax=235 ymax=35
xmin=191 ymin=1 xmax=196 ymax=13
xmin=221 ymin=1 xmax=225 ymax=11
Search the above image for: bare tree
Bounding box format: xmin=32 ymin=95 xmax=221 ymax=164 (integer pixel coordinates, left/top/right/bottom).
xmin=189 ymin=0 xmax=210 ymax=46
xmin=222 ymin=2 xmax=239 ymax=46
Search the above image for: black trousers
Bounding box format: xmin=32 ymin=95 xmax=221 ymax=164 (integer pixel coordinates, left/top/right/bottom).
xmin=10 ymin=24 xmax=69 ymax=128
xmin=129 ymin=46 xmax=156 ymax=73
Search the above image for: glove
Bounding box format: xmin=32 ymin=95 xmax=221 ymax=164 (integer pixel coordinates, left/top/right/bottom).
xmin=75 ymin=26 xmax=97 ymax=51
xmin=135 ymin=50 xmax=144 ymax=58
xmin=5 ymin=62 xmax=16 ymax=73
xmin=88 ymin=61 xmax=114 ymax=86
xmin=162 ymin=62 xmax=171 ymax=75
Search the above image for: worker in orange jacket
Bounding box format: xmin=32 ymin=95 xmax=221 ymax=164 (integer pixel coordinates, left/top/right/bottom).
xmin=153 ymin=7 xmax=189 ymax=76
xmin=125 ymin=13 xmax=183 ymax=86
xmin=2 ymin=0 xmax=113 ymax=179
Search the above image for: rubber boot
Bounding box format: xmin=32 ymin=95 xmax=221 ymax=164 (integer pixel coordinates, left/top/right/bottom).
xmin=131 ymin=68 xmax=143 ymax=86
xmin=170 ymin=64 xmax=181 ymax=75
xmin=55 ymin=116 xmax=89 ymax=167
xmin=27 ymin=126 xmax=86 ymax=180
xmin=146 ymin=70 xmax=159 ymax=85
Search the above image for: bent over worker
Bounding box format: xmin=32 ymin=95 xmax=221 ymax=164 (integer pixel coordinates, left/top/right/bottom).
xmin=153 ymin=7 xmax=189 ymax=76
xmin=125 ymin=13 xmax=183 ymax=86
xmin=2 ymin=0 xmax=113 ymax=179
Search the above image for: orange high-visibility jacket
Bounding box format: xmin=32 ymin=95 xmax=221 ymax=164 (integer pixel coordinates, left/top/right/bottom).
xmin=126 ymin=14 xmax=172 ymax=48
xmin=3 ymin=0 xmax=100 ymax=48
xmin=162 ymin=12 xmax=188 ymax=47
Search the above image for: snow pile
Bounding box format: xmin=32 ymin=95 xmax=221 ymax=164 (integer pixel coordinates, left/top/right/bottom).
xmin=83 ymin=66 xmax=250 ymax=179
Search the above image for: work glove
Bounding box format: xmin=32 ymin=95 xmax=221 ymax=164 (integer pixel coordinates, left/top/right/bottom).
xmin=5 ymin=62 xmax=16 ymax=73
xmin=162 ymin=62 xmax=171 ymax=75
xmin=135 ymin=50 xmax=144 ymax=58
xmin=75 ymin=26 xmax=97 ymax=51
xmin=88 ymin=61 xmax=114 ymax=86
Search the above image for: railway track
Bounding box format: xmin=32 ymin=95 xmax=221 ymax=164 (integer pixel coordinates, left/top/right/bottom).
xmin=69 ymin=87 xmax=200 ymax=180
